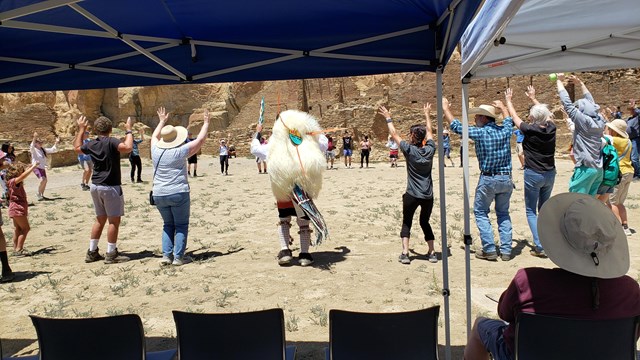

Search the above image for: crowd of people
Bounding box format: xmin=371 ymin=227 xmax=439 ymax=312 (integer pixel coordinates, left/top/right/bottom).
xmin=0 ymin=77 xmax=639 ymax=360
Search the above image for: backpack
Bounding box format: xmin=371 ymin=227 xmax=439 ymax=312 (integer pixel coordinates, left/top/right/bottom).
xmin=600 ymin=137 xmax=620 ymax=187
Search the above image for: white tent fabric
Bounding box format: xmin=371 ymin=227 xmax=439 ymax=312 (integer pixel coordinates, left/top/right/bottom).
xmin=461 ymin=0 xmax=640 ymax=79
xmin=456 ymin=0 xmax=640 ymax=338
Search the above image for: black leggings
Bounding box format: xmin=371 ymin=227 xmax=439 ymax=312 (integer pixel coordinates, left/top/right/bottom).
xmin=360 ymin=149 xmax=370 ymax=167
xmin=400 ymin=192 xmax=434 ymax=240
xmin=129 ymin=155 xmax=142 ymax=181
xmin=220 ymin=155 xmax=229 ymax=173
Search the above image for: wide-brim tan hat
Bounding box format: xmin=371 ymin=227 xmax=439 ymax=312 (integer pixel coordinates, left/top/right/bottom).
xmin=157 ymin=125 xmax=188 ymax=149
xmin=468 ymin=104 xmax=500 ymax=121
xmin=538 ymin=193 xmax=629 ymax=279
xmin=605 ymin=119 xmax=629 ymax=139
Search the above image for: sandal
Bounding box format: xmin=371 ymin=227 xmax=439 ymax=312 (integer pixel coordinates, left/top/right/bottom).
xmin=13 ymin=248 xmax=32 ymax=257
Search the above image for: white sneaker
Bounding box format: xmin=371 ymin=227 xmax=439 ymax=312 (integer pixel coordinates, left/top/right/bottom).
xmin=160 ymin=255 xmax=173 ymax=266
xmin=624 ymin=228 xmax=632 ymax=236
xmin=172 ymin=255 xmax=193 ymax=266
xmin=36 ymin=193 xmax=44 ymax=201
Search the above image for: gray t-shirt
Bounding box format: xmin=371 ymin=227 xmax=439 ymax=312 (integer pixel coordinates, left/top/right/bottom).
xmin=151 ymin=144 xmax=191 ymax=196
xmin=399 ymin=139 xmax=435 ymax=199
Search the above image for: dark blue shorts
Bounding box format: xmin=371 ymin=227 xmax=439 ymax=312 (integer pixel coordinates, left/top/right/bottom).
xmin=477 ymin=318 xmax=513 ymax=360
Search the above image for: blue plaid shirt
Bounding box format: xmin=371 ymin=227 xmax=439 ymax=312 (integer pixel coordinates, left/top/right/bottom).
xmin=450 ymin=117 xmax=513 ymax=174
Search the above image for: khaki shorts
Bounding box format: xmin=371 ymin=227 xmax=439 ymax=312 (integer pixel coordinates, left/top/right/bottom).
xmin=516 ymin=143 xmax=524 ymax=156
xmin=610 ymin=172 xmax=633 ymax=205
xmin=90 ymin=184 xmax=125 ymax=217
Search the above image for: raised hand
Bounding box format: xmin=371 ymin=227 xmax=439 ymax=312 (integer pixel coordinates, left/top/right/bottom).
xmin=442 ymin=97 xmax=451 ymax=111
xmin=492 ymin=100 xmax=505 ymax=110
xmin=203 ymin=109 xmax=210 ymax=124
xmin=125 ymin=116 xmax=132 ymax=131
xmin=525 ymin=85 xmax=536 ymax=101
xmin=157 ymin=107 xmax=169 ymax=123
xmin=77 ymin=115 xmax=88 ymax=129
xmin=423 ymin=103 xmax=432 ymax=115
xmin=556 ymin=73 xmax=566 ymax=82
xmin=505 ymin=88 xmax=513 ymax=102
xmin=378 ymin=106 xmax=392 ymax=119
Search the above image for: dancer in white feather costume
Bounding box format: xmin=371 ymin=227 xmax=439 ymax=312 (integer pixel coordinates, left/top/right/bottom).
xmin=251 ymin=110 xmax=329 ymax=266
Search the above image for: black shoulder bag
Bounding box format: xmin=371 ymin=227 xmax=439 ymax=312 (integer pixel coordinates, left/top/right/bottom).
xmin=149 ymin=149 xmax=167 ymax=206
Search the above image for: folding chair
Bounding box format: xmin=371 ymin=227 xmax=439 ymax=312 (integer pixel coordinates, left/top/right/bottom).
xmin=0 ymin=339 xmax=38 ymax=360
xmin=515 ymin=313 xmax=640 ymax=360
xmin=29 ymin=314 xmax=177 ymax=360
xmin=327 ymin=306 xmax=440 ymax=360
xmin=172 ymin=308 xmax=296 ymax=360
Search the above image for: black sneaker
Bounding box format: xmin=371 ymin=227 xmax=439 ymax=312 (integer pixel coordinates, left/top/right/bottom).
xmin=277 ymin=249 xmax=293 ymax=266
xmin=0 ymin=271 xmax=15 ymax=283
xmin=475 ymin=251 xmax=498 ymax=261
xmin=85 ymin=248 xmax=104 ymax=263
xmin=104 ymin=248 xmax=130 ymax=264
xmin=398 ymin=253 xmax=410 ymax=264
xmin=501 ymin=254 xmax=512 ymax=261
xmin=298 ymin=253 xmax=314 ymax=267
xmin=136 ymin=179 xmax=143 ymax=183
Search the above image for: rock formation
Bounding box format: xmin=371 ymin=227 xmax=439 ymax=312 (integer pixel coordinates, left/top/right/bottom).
xmin=1 ymin=56 xmax=638 ymax=167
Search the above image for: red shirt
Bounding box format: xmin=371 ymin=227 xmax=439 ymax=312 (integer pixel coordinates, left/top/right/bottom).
xmin=7 ymin=178 xmax=28 ymax=217
xmin=498 ymin=268 xmax=640 ymax=354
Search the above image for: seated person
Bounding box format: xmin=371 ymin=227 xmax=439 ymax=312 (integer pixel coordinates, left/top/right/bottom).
xmin=465 ymin=192 xmax=640 ymax=360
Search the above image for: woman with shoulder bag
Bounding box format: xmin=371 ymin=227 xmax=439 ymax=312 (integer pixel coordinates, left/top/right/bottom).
xmin=151 ymin=107 xmax=209 ymax=266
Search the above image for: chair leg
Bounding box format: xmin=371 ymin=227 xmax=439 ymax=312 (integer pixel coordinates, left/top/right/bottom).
xmin=285 ymin=345 xmax=297 ymax=360
xmin=146 ymin=349 xmax=177 ymax=360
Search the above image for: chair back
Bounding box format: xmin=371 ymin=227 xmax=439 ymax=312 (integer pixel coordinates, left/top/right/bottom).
xmin=29 ymin=314 xmax=146 ymax=360
xmin=328 ymin=306 xmax=440 ymax=360
xmin=515 ymin=313 xmax=639 ymax=360
xmin=172 ymin=308 xmax=287 ymax=360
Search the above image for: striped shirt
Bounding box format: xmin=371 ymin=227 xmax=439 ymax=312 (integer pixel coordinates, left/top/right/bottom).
xmin=450 ymin=117 xmax=513 ymax=174
xmin=151 ymin=144 xmax=190 ymax=196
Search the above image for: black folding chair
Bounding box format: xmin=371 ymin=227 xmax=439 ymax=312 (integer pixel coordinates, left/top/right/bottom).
xmin=29 ymin=314 xmax=176 ymax=360
xmin=515 ymin=313 xmax=640 ymax=360
xmin=172 ymin=308 xmax=295 ymax=360
xmin=0 ymin=338 xmax=38 ymax=360
xmin=327 ymin=306 xmax=440 ymax=360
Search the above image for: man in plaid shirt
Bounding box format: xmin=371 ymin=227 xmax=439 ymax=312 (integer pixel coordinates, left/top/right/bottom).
xmin=443 ymin=98 xmax=514 ymax=261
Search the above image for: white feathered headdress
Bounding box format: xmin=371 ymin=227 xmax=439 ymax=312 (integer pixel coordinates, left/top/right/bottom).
xmin=268 ymin=110 xmax=325 ymax=202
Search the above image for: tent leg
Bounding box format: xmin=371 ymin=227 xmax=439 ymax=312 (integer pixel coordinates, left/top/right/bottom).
xmin=461 ymin=79 xmax=472 ymax=339
xmin=436 ymin=66 xmax=451 ymax=360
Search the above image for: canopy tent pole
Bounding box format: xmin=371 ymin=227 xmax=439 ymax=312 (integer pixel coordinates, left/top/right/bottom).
xmin=461 ymin=77 xmax=472 ymax=337
xmin=436 ymin=66 xmax=452 ymax=360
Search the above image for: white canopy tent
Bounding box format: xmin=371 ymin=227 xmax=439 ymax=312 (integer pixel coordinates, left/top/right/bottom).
xmin=456 ymin=0 xmax=640 ymax=336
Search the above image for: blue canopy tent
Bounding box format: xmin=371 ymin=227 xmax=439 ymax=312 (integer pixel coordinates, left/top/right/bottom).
xmin=1 ymin=0 xmax=485 ymax=358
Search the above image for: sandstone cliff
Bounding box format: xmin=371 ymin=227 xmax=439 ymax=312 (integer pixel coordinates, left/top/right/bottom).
xmin=1 ymin=56 xmax=638 ymax=167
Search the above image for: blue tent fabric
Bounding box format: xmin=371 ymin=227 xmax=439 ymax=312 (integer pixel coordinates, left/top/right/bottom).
xmin=0 ymin=0 xmax=483 ymax=92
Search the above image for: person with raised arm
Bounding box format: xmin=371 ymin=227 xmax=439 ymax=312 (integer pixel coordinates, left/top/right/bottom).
xmin=74 ymin=115 xmax=133 ymax=264
xmin=443 ymin=97 xmax=515 ymax=261
xmin=504 ymin=87 xmax=556 ymax=258
xmin=556 ymin=74 xmax=605 ymax=196
xmin=151 ymin=108 xmax=209 ymax=266
xmin=379 ymin=104 xmax=437 ymax=265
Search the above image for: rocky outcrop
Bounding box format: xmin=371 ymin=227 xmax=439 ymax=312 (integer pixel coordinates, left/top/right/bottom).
xmin=1 ymin=57 xmax=638 ymax=167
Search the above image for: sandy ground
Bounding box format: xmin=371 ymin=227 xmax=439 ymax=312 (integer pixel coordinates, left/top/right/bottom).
xmin=1 ymin=153 xmax=639 ymax=359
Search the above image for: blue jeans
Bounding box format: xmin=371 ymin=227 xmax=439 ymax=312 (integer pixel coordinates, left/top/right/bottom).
xmin=474 ymin=175 xmax=513 ymax=255
xmin=154 ymin=192 xmax=190 ymax=258
xmin=477 ymin=319 xmax=513 ymax=360
xmin=523 ymin=169 xmax=555 ymax=252
xmin=631 ymin=138 xmax=640 ymax=178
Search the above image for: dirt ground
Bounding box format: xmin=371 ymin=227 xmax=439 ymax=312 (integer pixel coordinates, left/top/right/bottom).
xmin=1 ymin=153 xmax=639 ymax=359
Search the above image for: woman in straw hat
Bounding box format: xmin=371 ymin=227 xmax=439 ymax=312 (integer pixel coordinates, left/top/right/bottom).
xmin=604 ymin=119 xmax=634 ymax=235
xmin=465 ymin=193 xmax=640 ymax=360
xmin=151 ymin=107 xmax=209 ymax=266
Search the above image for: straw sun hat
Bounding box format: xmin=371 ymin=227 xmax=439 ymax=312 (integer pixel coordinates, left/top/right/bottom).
xmin=538 ymin=193 xmax=629 ymax=279
xmin=156 ymin=125 xmax=188 ymax=149
xmin=605 ymin=119 xmax=629 ymax=139
xmin=468 ymin=104 xmax=501 ymax=121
